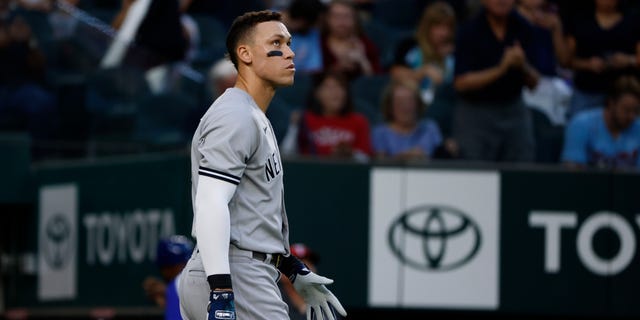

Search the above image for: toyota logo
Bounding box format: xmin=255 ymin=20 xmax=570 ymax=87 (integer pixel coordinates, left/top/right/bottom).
xmin=388 ymin=205 xmax=482 ymax=271
xmin=43 ymin=214 xmax=72 ymax=269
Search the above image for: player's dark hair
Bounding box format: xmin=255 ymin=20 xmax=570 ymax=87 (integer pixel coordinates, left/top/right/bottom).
xmin=606 ymin=75 xmax=640 ymax=107
xmin=226 ymin=10 xmax=283 ymax=70
xmin=307 ymin=71 xmax=355 ymax=116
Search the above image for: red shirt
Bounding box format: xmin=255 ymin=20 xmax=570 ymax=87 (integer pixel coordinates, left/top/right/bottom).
xmin=299 ymin=111 xmax=373 ymax=157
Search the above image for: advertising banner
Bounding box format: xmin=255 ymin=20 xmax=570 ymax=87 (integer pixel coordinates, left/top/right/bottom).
xmin=38 ymin=184 xmax=78 ymax=301
xmin=501 ymin=170 xmax=640 ymax=317
xmin=369 ymin=168 xmax=500 ymax=309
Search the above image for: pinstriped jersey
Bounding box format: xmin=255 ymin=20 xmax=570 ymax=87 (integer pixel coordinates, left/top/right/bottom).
xmin=190 ymin=88 xmax=290 ymax=255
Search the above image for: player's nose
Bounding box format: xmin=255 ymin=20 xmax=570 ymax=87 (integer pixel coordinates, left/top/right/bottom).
xmin=284 ymin=45 xmax=295 ymax=59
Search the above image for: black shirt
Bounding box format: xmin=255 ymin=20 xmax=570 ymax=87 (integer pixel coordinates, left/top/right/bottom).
xmin=566 ymin=12 xmax=640 ymax=93
xmin=454 ymin=9 xmax=537 ymax=104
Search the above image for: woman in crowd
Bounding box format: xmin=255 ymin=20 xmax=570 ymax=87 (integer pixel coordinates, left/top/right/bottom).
xmin=320 ymin=0 xmax=382 ymax=80
xmin=390 ymin=0 xmax=457 ymax=106
xmin=289 ymin=71 xmax=373 ymax=161
xmin=372 ymin=79 xmax=456 ymax=160
xmin=565 ymin=0 xmax=640 ymax=120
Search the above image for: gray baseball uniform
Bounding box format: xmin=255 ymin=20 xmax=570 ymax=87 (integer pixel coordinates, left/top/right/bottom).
xmin=179 ymin=87 xmax=291 ymax=319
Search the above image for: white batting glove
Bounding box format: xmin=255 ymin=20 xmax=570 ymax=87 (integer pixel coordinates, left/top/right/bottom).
xmin=292 ymin=272 xmax=347 ymax=320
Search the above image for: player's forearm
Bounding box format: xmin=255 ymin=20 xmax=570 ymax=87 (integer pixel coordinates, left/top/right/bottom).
xmin=195 ymin=176 xmax=234 ymax=289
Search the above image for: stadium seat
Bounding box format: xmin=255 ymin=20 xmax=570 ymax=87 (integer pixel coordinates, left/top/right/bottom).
xmin=132 ymin=91 xmax=198 ymax=149
xmin=190 ymin=14 xmax=228 ymax=69
xmin=530 ymin=107 xmax=565 ymax=163
xmin=362 ymin=19 xmax=413 ymax=70
xmin=350 ymin=74 xmax=390 ymax=126
xmin=275 ymin=72 xmax=313 ymax=110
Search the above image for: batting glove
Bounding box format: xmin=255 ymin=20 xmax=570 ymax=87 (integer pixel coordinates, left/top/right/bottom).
xmin=207 ymin=290 xmax=235 ymax=320
xmin=292 ymin=271 xmax=347 ymax=320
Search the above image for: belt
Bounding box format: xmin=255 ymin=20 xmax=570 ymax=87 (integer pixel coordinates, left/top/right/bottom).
xmin=251 ymin=251 xmax=283 ymax=269
xmin=228 ymin=245 xmax=283 ymax=269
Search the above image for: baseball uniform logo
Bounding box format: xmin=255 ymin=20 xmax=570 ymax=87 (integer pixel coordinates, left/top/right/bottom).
xmin=388 ymin=205 xmax=482 ymax=271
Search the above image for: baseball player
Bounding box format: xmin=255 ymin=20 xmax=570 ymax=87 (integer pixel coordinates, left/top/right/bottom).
xmin=177 ymin=10 xmax=347 ymax=320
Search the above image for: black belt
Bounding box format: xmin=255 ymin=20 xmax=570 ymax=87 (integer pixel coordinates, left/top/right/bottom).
xmin=252 ymin=251 xmax=283 ymax=269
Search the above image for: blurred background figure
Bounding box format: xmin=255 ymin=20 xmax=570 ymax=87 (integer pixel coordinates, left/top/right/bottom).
xmin=453 ymin=0 xmax=540 ymax=163
xmin=207 ymin=57 xmax=237 ymax=101
xmin=561 ymin=75 xmax=640 ymax=170
xmin=104 ymin=0 xmax=189 ymax=93
xmin=281 ymin=0 xmax=325 ymax=74
xmin=320 ymin=0 xmax=382 ymax=80
xmin=564 ymin=0 xmax=640 ymax=120
xmin=372 ymin=79 xmax=457 ymax=160
xmin=516 ymin=0 xmax=572 ymax=126
xmin=390 ymin=0 xmax=456 ymax=106
xmin=278 ymin=243 xmax=344 ymax=320
xmin=0 ymin=11 xmax=58 ymax=160
xmin=283 ymin=71 xmax=373 ymax=161
xmin=143 ymin=235 xmax=194 ymax=320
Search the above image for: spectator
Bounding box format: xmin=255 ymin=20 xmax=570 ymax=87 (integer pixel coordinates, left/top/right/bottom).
xmin=142 ymin=235 xmax=194 ymax=320
xmin=48 ymin=0 xmax=81 ymax=41
xmin=561 ymin=75 xmax=640 ymax=170
xmin=0 ymin=14 xmax=57 ymax=159
xmin=179 ymin=0 xmax=199 ymax=64
xmin=565 ymin=0 xmax=640 ymax=120
xmin=207 ymin=57 xmax=237 ymax=100
xmin=320 ymin=0 xmax=382 ymax=80
xmin=390 ymin=0 xmax=456 ymax=106
xmin=104 ymin=0 xmax=189 ymax=92
xmin=453 ymin=0 xmax=540 ymax=163
xmin=372 ymin=79 xmax=457 ymax=160
xmin=284 ymin=71 xmax=373 ymax=161
xmin=281 ymin=0 xmax=325 ymax=74
xmin=278 ymin=243 xmax=344 ymax=320
xmin=516 ymin=0 xmax=572 ymax=125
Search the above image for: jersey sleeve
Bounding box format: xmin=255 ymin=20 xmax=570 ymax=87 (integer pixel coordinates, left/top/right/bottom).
xmin=561 ymin=114 xmax=589 ymax=165
xmin=197 ymin=106 xmax=258 ymax=185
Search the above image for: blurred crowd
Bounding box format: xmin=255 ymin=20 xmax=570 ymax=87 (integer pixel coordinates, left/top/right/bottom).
xmin=0 ymin=0 xmax=639 ymax=170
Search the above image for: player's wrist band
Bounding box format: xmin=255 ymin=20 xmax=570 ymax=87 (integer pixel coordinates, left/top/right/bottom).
xmin=207 ymin=274 xmax=232 ymax=291
xmin=277 ymin=255 xmax=309 ymax=280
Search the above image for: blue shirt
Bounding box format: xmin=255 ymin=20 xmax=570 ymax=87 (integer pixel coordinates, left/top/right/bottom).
xmin=165 ymin=276 xmax=182 ymax=320
xmin=372 ymin=120 xmax=443 ymax=157
xmin=561 ymin=109 xmax=640 ymax=168
xmin=290 ymin=28 xmax=323 ymax=73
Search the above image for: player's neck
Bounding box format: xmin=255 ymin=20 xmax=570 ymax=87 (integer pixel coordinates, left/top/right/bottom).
xmin=234 ymin=74 xmax=276 ymax=113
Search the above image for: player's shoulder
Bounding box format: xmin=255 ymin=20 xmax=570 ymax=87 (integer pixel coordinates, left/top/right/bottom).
xmin=201 ymin=88 xmax=256 ymax=125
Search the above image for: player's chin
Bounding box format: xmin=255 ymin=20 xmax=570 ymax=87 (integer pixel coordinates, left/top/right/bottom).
xmin=274 ymin=73 xmax=295 ymax=87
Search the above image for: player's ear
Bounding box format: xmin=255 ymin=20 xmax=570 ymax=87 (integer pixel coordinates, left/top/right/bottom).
xmin=236 ymin=44 xmax=252 ymax=66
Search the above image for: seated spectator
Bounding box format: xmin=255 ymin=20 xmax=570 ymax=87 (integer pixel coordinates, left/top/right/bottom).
xmin=561 ymin=75 xmax=640 ymax=170
xmin=142 ymin=235 xmax=194 ymax=320
xmin=453 ymin=0 xmax=540 ymax=163
xmin=0 ymin=14 xmax=57 ymax=159
xmin=207 ymin=57 xmax=237 ymax=100
xmin=283 ymin=71 xmax=373 ymax=161
xmin=372 ymin=79 xmax=455 ymax=160
xmin=565 ymin=0 xmax=640 ymax=120
xmin=390 ymin=0 xmax=457 ymax=106
xmin=281 ymin=0 xmax=325 ymax=74
xmin=320 ymin=0 xmax=382 ymax=80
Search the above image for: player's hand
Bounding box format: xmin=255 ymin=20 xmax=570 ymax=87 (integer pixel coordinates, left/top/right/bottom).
xmin=293 ymin=272 xmax=347 ymax=320
xmin=207 ymin=289 xmax=236 ymax=320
